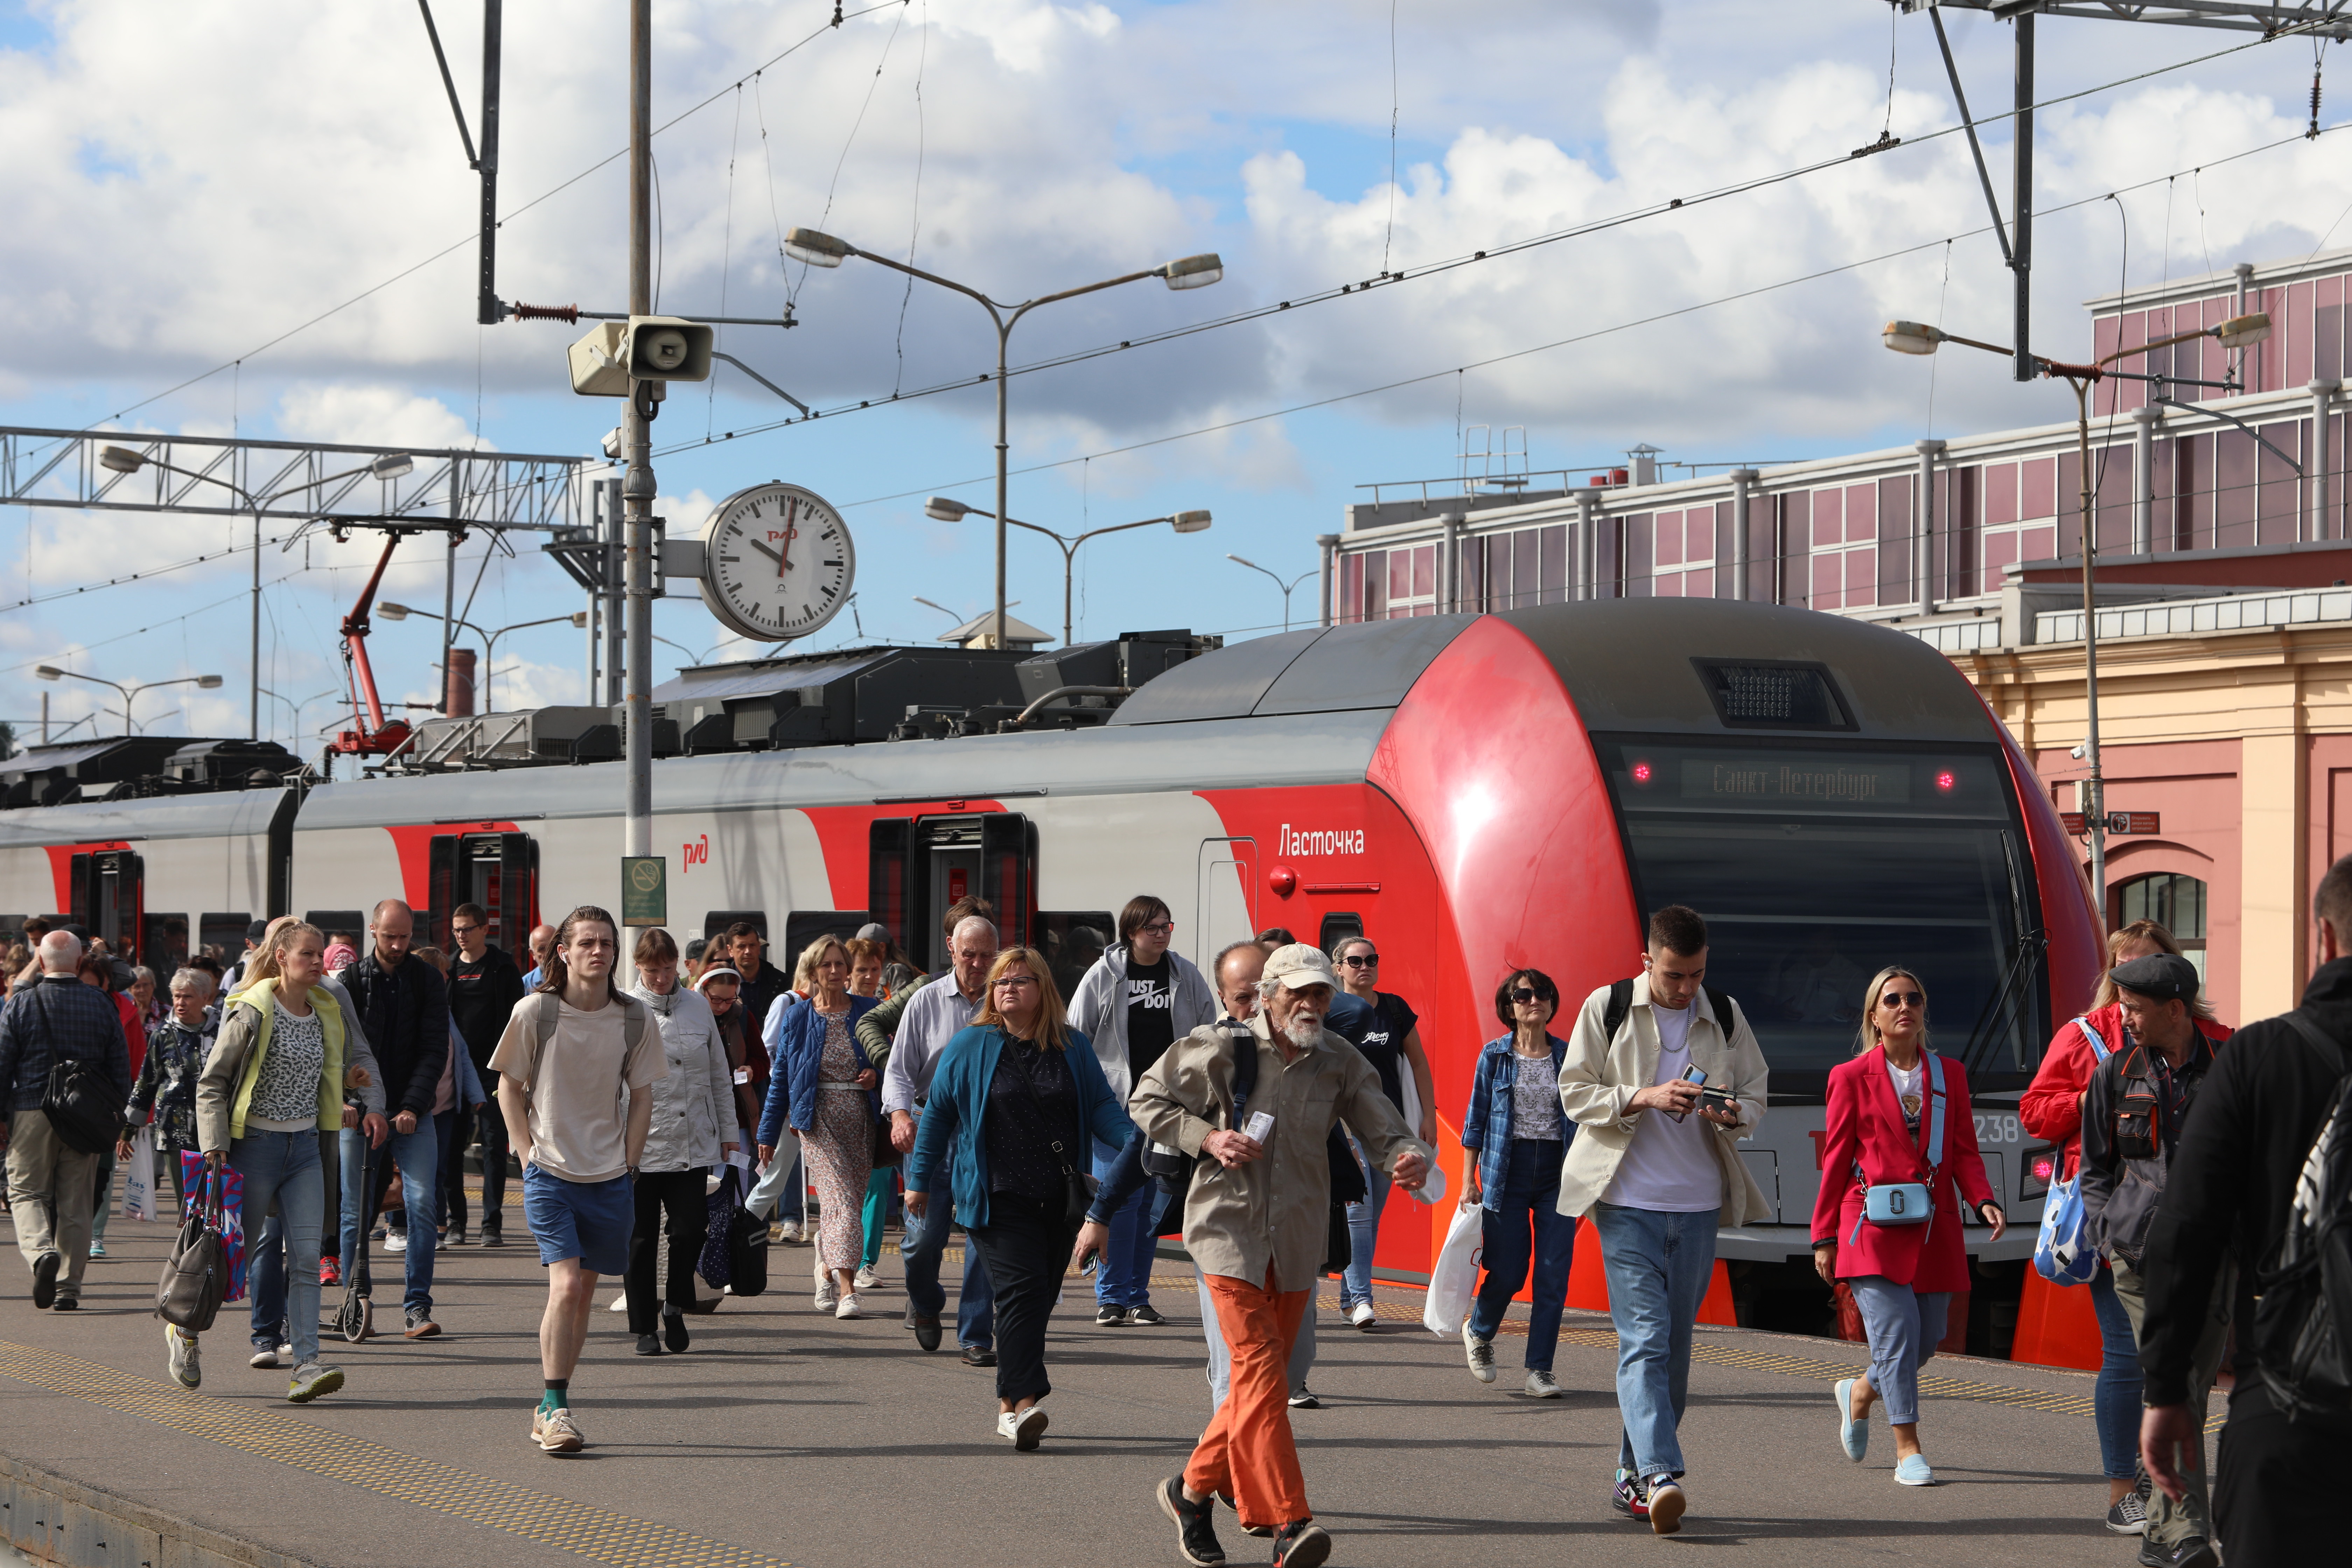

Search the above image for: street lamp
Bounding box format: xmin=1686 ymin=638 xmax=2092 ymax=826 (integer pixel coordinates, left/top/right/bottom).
xmin=922 ymin=496 xmax=1210 ymax=646
xmin=786 ymin=225 xmax=1223 ymax=650
xmin=1225 ymin=554 xmax=1317 ymax=633
xmin=36 ymin=666 xmax=224 ymax=736
xmin=96 ymin=444 xmax=414 ymax=739
xmin=260 ymin=685 xmax=343 ymax=741
xmin=1880 ymin=309 xmax=2272 ymax=918
xmin=380 ymin=603 xmax=587 ymax=712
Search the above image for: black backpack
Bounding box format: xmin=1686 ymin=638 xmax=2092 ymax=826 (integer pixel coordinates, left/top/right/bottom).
xmin=33 ymin=986 xmax=125 ymax=1156
xmin=1602 ymin=979 xmax=1739 ymax=1046
xmin=2256 ymin=1011 xmax=2352 ymax=1421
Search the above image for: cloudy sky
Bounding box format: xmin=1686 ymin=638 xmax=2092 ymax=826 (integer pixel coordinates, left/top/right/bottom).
xmin=3 ymin=0 xmax=2347 ymax=748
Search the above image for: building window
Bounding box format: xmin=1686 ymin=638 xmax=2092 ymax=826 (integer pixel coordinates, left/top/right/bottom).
xmin=2118 ymin=872 xmax=2208 ymax=985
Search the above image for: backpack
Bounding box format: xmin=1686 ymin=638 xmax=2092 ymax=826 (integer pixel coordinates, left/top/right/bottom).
xmin=1602 ymin=978 xmax=1738 ymax=1046
xmin=527 ymin=989 xmax=649 ymax=1055
xmin=32 ymin=986 xmax=125 ymax=1155
xmin=1143 ymin=1018 xmax=1258 ymax=1192
xmin=2253 ymin=1010 xmax=2352 ymax=1422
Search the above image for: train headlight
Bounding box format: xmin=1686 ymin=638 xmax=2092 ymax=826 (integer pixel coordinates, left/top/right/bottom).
xmin=1630 ymin=760 xmax=1654 ymax=785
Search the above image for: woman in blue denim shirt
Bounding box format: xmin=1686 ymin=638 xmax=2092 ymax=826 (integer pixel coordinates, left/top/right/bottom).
xmin=1457 ymin=968 xmax=1578 ymax=1397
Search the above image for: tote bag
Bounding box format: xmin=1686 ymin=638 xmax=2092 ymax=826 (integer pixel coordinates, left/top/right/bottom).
xmin=1422 ymin=1202 xmax=1485 ymax=1337
xmin=179 ymin=1155 xmax=247 ymax=1303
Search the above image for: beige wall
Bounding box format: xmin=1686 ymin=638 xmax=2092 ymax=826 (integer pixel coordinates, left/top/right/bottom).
xmin=1956 ymin=623 xmax=2352 ymax=1023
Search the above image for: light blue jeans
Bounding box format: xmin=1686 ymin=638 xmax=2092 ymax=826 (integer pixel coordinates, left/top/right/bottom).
xmin=1847 ymin=1274 xmax=1952 ymax=1427
xmin=1092 ymin=1138 xmax=1161 ymax=1308
xmin=229 ymin=1130 xmax=324 ymax=1367
xmin=747 ymin=1133 xmax=805 ymax=1225
xmin=1591 ymin=1201 xmax=1720 ymax=1479
xmin=337 ymin=1123 xmax=438 ymax=1313
xmin=1340 ymin=1133 xmax=1394 ymax=1312
xmin=1200 ymin=1266 xmax=1316 ymax=1406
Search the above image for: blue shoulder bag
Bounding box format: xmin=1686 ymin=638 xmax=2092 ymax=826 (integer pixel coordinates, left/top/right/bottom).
xmin=1849 ymin=1051 xmax=1946 ymax=1242
xmin=2033 ymin=1017 xmax=2112 ymax=1285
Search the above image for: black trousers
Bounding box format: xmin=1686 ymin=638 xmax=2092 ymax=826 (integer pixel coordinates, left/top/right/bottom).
xmin=625 ymin=1168 xmax=709 ymax=1335
xmin=2215 ymin=1382 xmax=2352 ymax=1563
xmin=969 ymin=1190 xmax=1078 ymax=1406
xmin=476 ymin=1100 xmax=511 ymax=1233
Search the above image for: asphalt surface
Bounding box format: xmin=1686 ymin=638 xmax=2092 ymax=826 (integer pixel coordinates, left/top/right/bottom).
xmin=0 ymin=1197 xmax=2185 ymax=1568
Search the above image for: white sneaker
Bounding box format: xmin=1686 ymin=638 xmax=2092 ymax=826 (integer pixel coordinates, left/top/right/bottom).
xmin=165 ymin=1325 xmax=201 ymax=1390
xmin=835 ymin=1293 xmax=864 ymax=1320
xmin=385 ymin=1231 xmax=408 ymax=1253
xmin=250 ymin=1346 xmax=281 ymax=1369
xmin=778 ymin=1220 xmax=805 ymax=1244
xmin=607 ymin=1293 xmax=628 ymax=1312
xmin=814 ymin=1274 xmax=839 ymax=1312
xmin=1348 ymin=1302 xmax=1377 ymax=1330
xmin=1004 ymin=1402 xmax=1048 ymax=1450
xmin=1463 ymin=1322 xmax=1497 ymax=1384
xmin=854 ymin=1265 xmax=880 ymax=1291
xmin=1525 ymin=1369 xmax=1563 ymax=1398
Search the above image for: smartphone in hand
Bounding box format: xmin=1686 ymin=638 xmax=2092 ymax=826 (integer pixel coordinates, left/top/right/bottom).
xmin=1668 ymin=1063 xmax=1707 ymax=1123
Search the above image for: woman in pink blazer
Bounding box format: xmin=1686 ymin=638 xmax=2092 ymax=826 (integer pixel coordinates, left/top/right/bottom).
xmin=1809 ymin=967 xmax=2005 ymax=1486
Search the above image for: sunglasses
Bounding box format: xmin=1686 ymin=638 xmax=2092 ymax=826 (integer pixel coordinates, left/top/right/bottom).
xmin=1512 ymin=988 xmax=1548 ymax=1004
xmin=1341 ymin=954 xmax=1379 ymax=967
xmin=1879 ymin=990 xmax=1925 ymax=1010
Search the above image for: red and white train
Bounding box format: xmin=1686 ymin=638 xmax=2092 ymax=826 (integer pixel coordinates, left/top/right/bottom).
xmin=0 ymin=598 xmax=2101 ymax=1341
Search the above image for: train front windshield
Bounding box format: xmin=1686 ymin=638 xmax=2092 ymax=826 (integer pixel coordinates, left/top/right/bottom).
xmin=1597 ymin=738 xmax=2039 ymax=1096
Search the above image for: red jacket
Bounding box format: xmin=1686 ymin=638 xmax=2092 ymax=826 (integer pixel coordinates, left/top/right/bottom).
xmin=1809 ymin=1048 xmax=1996 ymax=1293
xmin=2019 ymin=1005 xmax=2233 ymax=1178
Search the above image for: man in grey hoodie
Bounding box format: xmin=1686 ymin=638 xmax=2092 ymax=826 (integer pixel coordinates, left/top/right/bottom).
xmin=1068 ymin=895 xmax=1216 ymax=1325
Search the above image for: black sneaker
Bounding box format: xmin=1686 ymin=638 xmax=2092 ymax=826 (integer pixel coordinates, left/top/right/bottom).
xmin=2106 ymin=1487 xmax=2149 ymax=1536
xmin=1130 ymin=1303 xmax=1166 ymax=1326
xmin=2138 ymin=1540 xmax=2219 ymax=1568
xmin=1270 ymin=1521 xmax=1331 ymax=1568
xmin=1287 ymin=1386 xmax=1320 ymax=1409
xmin=909 ymin=1312 xmax=942 ymax=1352
xmin=1096 ymin=1304 xmax=1130 ymax=1326
xmin=960 ymin=1344 xmax=997 ymax=1367
xmin=1610 ymin=1470 xmax=1650 ymax=1522
xmin=31 ymin=1251 xmax=60 ymax=1309
xmin=635 ymin=1334 xmax=663 ymax=1356
xmin=1157 ymin=1476 xmax=1224 ymax=1567
xmin=663 ymin=1310 xmax=690 ymax=1353
xmin=480 ymin=1223 xmax=505 ymax=1249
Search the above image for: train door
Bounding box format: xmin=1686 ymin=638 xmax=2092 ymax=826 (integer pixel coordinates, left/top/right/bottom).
xmin=69 ymin=850 xmax=144 ymax=965
xmin=425 ymin=832 xmax=540 ymax=952
xmin=868 ymin=812 xmax=1037 ymax=969
xmin=1196 ymin=836 xmax=1258 ymax=964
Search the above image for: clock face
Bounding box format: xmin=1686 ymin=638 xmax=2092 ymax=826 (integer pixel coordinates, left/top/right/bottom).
xmin=699 ymin=483 xmax=857 ymax=644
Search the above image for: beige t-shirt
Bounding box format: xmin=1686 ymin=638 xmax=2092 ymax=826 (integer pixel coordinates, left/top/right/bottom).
xmin=488 ymin=994 xmax=667 ymax=1183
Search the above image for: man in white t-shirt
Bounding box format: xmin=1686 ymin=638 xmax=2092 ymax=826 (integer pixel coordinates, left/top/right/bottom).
xmin=1557 ymin=905 xmax=1770 ymax=1537
xmin=488 ymin=907 xmax=664 ymax=1455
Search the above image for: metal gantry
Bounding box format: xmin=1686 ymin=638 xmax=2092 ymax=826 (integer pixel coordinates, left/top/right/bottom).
xmin=0 ymin=427 xmax=588 ymax=531
xmin=1910 ymin=2 xmax=2351 ymax=36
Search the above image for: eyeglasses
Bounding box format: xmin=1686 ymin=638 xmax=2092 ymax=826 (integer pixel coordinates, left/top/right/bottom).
xmin=1879 ymin=990 xmax=1925 ymax=1009
xmin=1341 ymin=954 xmax=1379 ymax=967
xmin=1138 ymin=921 xmax=1175 ymax=937
xmin=993 ymin=974 xmax=1038 ymax=990
xmin=450 ymin=923 xmax=483 ymax=936
xmin=1512 ymin=988 xmax=1546 ymax=1004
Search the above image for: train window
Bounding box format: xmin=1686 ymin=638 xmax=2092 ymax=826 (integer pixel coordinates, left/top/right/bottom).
xmin=142 ymin=913 xmax=190 ymax=978
xmin=2117 ymin=873 xmax=2207 ymax=987
xmin=1037 ymin=912 xmax=1114 ymax=1002
xmin=780 ymin=912 xmax=871 ymax=967
xmin=704 ymin=911 xmax=767 ymax=943
xmin=198 ymin=913 xmax=251 ymax=966
xmin=1689 ymin=659 xmax=1856 ymax=732
xmin=1597 ymin=737 xmax=2033 ymax=1094
xmin=307 ymin=911 xmax=367 ymax=947
xmin=0 ymin=917 xmax=24 ymax=947
xmin=1317 ymin=912 xmax=1364 ymax=956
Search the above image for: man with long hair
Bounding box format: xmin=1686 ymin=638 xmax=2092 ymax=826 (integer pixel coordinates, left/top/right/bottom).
xmin=489 ymin=907 xmax=664 ymax=1454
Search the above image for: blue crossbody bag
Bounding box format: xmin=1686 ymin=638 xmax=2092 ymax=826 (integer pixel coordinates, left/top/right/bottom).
xmin=1849 ymin=1051 xmax=1946 ymax=1242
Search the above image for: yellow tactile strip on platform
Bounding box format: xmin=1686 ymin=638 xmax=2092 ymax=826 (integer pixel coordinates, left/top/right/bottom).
xmin=0 ymin=1341 xmax=787 ymax=1568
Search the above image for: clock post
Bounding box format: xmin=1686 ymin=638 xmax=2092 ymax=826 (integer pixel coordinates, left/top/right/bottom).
xmin=621 ymin=0 xmax=656 ymax=864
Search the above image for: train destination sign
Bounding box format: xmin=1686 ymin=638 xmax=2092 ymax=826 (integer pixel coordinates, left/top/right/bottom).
xmin=1607 ymin=741 xmax=2003 ymax=818
xmin=1679 ymin=756 xmax=1910 ymax=806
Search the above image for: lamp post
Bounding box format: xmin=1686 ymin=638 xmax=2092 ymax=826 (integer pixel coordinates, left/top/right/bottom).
xmin=97 ymin=444 xmax=414 ymax=740
xmin=920 ymin=497 xmax=1210 ymax=646
xmin=784 ymin=226 xmax=1222 ymax=651
xmin=383 ymin=603 xmax=588 ymax=713
xmin=260 ymin=685 xmax=344 ymax=742
xmin=1882 ymin=309 xmax=2273 ymax=922
xmin=1224 ymin=554 xmax=1317 ymax=633
xmin=36 ymin=667 xmax=224 ymax=736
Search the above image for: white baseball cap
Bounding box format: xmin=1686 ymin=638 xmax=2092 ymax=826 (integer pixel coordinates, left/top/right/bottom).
xmin=1261 ymin=943 xmax=1339 ymax=993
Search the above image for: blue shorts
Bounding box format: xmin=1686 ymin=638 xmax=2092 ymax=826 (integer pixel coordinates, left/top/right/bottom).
xmin=522 ymin=1167 xmax=634 ymax=1276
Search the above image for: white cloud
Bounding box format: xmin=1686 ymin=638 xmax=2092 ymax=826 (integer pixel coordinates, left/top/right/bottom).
xmin=276 ymin=385 xmax=488 ymax=452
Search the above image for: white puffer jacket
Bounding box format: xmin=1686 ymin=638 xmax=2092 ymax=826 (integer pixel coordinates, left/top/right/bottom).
xmin=626 ymin=982 xmax=734 ymax=1173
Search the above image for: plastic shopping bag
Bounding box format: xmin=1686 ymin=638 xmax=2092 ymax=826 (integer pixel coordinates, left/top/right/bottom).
xmin=120 ymin=1125 xmax=156 ymax=1222
xmin=2033 ymin=1167 xmax=2100 ymax=1285
xmin=1422 ymin=1201 xmax=1486 ymax=1337
xmin=181 ymin=1155 xmax=248 ymax=1303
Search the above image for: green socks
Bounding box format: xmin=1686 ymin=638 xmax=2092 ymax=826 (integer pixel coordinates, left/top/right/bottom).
xmin=539 ymin=1380 xmax=569 ymax=1414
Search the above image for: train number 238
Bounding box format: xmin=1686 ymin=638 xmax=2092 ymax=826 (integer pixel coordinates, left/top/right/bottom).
xmin=1972 ymin=1114 xmax=2022 ymax=1144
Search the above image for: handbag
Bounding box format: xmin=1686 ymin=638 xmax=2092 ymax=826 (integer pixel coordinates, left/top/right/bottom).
xmin=1421 ymin=1201 xmax=1484 ymax=1337
xmin=36 ymin=985 xmax=124 ymax=1155
xmin=2034 ymin=1017 xmax=2114 ymax=1284
xmin=1848 ymin=1051 xmax=1947 ymax=1243
xmin=699 ymin=1166 xmax=771 ymax=1297
xmin=155 ymin=1168 xmax=229 ymax=1331
xmin=871 ymin=1114 xmax=901 ymax=1170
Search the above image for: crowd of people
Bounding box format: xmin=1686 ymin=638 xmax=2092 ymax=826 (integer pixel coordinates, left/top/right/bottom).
xmin=1 ymin=857 xmax=2347 ymax=1568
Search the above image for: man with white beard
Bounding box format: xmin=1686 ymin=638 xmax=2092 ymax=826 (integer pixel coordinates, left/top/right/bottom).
xmin=1129 ymin=944 xmax=1430 ymax=1568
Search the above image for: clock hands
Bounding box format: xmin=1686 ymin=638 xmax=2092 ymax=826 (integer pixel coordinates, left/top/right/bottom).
xmin=743 ymin=535 xmax=786 ymax=569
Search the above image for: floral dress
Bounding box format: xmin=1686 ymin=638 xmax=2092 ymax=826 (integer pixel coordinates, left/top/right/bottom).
xmin=804 ymin=1008 xmax=875 ymax=1273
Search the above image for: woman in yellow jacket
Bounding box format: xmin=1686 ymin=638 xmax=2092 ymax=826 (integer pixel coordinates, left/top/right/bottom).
xmin=178 ymin=920 xmax=379 ymax=1402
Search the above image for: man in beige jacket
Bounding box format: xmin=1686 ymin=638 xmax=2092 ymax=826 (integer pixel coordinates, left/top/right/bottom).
xmin=1558 ymin=904 xmax=1769 ymax=1536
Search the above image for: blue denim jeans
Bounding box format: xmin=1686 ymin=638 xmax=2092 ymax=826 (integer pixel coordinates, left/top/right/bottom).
xmin=900 ymin=1193 xmax=995 ymax=1349
xmin=230 ymin=1130 xmax=324 ymax=1367
xmin=1591 ymin=1201 xmax=1721 ymax=1479
xmin=2088 ymin=1262 xmax=2144 ymax=1481
xmin=337 ymin=1122 xmax=438 ymax=1313
xmin=1092 ymin=1138 xmax=1161 ymax=1308
xmin=1849 ymin=1275 xmax=1951 ymax=1426
xmin=1468 ymin=1139 xmax=1576 ymax=1370
xmin=1340 ymin=1134 xmax=1394 ymax=1311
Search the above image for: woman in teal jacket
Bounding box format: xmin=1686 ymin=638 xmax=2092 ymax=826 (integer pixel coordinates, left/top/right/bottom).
xmin=906 ymin=945 xmax=1133 ymax=1451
